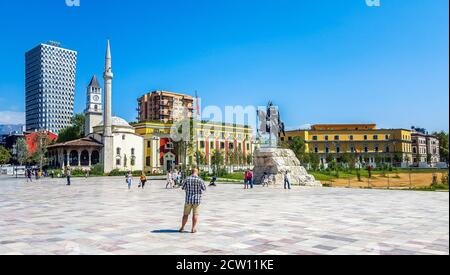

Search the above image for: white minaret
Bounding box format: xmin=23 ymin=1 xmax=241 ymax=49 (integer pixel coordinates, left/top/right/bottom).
xmin=103 ymin=40 xmax=114 ymax=173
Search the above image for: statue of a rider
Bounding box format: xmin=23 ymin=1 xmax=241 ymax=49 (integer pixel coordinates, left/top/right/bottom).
xmin=258 ymin=101 xmax=286 ymax=148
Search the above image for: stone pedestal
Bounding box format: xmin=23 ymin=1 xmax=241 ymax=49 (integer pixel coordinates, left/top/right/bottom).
xmin=253 ymin=148 xmax=322 ymax=187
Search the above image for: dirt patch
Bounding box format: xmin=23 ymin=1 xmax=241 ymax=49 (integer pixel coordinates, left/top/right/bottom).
xmin=329 ymin=172 xmax=447 ymax=189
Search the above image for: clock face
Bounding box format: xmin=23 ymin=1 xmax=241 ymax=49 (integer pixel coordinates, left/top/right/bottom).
xmin=92 ymin=95 xmax=100 ymax=102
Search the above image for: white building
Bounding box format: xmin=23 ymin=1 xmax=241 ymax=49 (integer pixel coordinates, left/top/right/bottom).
xmin=411 ymin=128 xmax=440 ymax=168
xmin=48 ymin=40 xmax=144 ymax=173
xmin=90 ymin=117 xmax=144 ymax=172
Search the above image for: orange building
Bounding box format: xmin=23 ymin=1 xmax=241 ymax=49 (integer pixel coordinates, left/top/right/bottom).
xmin=25 ymin=131 xmax=58 ymax=154
xmin=137 ymin=91 xmax=194 ymax=123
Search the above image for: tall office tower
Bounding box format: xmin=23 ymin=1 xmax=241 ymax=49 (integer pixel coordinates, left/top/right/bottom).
xmin=25 ymin=42 xmax=78 ymax=134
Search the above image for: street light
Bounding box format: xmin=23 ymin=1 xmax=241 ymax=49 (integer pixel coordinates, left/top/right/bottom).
xmin=12 ymin=144 xmax=18 ymax=178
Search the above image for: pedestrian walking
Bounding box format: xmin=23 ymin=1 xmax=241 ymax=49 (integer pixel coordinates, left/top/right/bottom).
xmin=126 ymin=171 xmax=133 ymax=190
xmin=244 ymin=169 xmax=254 ymax=189
xmin=139 ymin=172 xmax=147 ymax=189
xmin=26 ymin=168 xmax=33 ymax=183
xmin=284 ymin=171 xmax=291 ymax=190
xmin=244 ymin=170 xmax=249 ymax=189
xmin=262 ymin=172 xmax=270 ymax=187
xmin=66 ymin=168 xmax=72 ymax=186
xmin=166 ymin=171 xmax=174 ymax=189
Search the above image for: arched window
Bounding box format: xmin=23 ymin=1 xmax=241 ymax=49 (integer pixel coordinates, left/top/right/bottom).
xmin=70 ymin=150 xmax=79 ymax=166
xmin=80 ymin=150 xmax=89 ymax=166
xmin=63 ymin=150 xmax=68 ymax=166
xmin=91 ymin=150 xmax=100 ymax=165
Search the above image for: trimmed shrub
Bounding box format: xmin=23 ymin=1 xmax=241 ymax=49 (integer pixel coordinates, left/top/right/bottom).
xmin=132 ymin=170 xmax=143 ymax=177
xmin=108 ymin=169 xmax=127 ymax=177
xmin=90 ymin=164 xmax=104 ymax=176
xmin=71 ymin=169 xmax=86 ymax=177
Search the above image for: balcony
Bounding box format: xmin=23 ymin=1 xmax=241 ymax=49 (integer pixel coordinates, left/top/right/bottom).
xmin=159 ymin=109 xmax=170 ymax=115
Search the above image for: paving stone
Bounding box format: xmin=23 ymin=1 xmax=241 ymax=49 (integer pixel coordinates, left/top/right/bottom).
xmin=0 ymin=176 xmax=448 ymax=255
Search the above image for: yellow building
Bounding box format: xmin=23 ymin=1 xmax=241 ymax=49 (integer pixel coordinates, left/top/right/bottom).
xmin=134 ymin=120 xmax=254 ymax=172
xmin=282 ymin=124 xmax=413 ymax=167
xmin=195 ymin=121 xmax=254 ymax=165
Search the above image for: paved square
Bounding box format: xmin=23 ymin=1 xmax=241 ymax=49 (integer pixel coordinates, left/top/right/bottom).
xmin=0 ymin=176 xmax=448 ymax=255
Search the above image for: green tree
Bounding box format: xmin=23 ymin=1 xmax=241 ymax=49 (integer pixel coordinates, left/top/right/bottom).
xmin=374 ymin=155 xmax=383 ymax=169
xmin=308 ymin=153 xmax=320 ymax=171
xmin=393 ymin=153 xmax=403 ymax=166
xmin=246 ymin=154 xmax=253 ymax=166
xmin=236 ymin=149 xmax=245 ymax=167
xmin=15 ymin=138 xmax=29 ymax=166
xmin=348 ymin=154 xmax=358 ymax=171
xmin=30 ymin=132 xmax=53 ymax=170
xmin=0 ymin=146 xmax=12 ymax=165
xmin=340 ymin=153 xmax=351 ymax=168
xmin=432 ymin=131 xmax=449 ymax=163
xmin=325 ymin=154 xmax=334 ymax=166
xmin=288 ymin=137 xmax=308 ymax=163
xmin=195 ymin=151 xmax=206 ymax=166
xmin=57 ymin=114 xmax=86 ymax=143
xmin=211 ymin=150 xmax=225 ymax=176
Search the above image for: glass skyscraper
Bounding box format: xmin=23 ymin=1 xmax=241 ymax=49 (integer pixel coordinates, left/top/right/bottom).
xmin=25 ymin=42 xmax=77 ymax=134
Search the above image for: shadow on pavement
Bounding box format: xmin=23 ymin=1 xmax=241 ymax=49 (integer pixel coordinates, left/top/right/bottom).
xmin=151 ymin=229 xmax=180 ymax=234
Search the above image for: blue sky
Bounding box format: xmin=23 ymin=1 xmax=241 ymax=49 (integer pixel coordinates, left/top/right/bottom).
xmin=0 ymin=0 xmax=448 ymax=132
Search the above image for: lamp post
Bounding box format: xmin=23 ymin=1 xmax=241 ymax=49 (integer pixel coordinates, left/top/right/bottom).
xmin=12 ymin=144 xmax=17 ymax=178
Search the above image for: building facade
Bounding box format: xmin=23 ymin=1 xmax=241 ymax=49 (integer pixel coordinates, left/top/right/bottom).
xmin=47 ymin=41 xmax=144 ymax=173
xmin=134 ymin=121 xmax=254 ymax=173
xmin=283 ymin=124 xmax=413 ymax=167
xmin=137 ymin=91 xmax=194 ymax=123
xmin=24 ymin=130 xmax=58 ymax=154
xmin=25 ymin=42 xmax=77 ymax=134
xmin=0 ymin=133 xmax=24 ymax=150
xmin=411 ymin=128 xmax=440 ymax=167
xmin=47 ymin=137 xmax=103 ymax=169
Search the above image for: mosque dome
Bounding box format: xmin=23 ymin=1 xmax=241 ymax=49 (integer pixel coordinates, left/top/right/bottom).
xmin=95 ymin=116 xmax=132 ymax=128
xmin=111 ymin=116 xmax=131 ymax=127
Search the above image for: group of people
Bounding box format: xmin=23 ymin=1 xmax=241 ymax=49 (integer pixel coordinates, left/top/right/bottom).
xmin=25 ymin=167 xmax=93 ymax=186
xmin=125 ymin=171 xmax=150 ymax=190
xmin=166 ymin=170 xmax=183 ymax=189
xmin=122 ymin=167 xmax=205 ymax=234
xmin=245 ymin=170 xmax=292 ymax=190
xmin=244 ymin=169 xmax=254 ymax=189
xmin=177 ymin=168 xmax=292 ymax=234
xmin=23 ymin=165 xmax=292 ymax=234
xmin=25 ymin=168 xmax=71 ymax=184
xmin=25 ymin=168 xmax=41 ymax=182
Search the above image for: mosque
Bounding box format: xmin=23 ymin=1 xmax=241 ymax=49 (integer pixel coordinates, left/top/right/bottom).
xmin=47 ymin=41 xmax=144 ymax=173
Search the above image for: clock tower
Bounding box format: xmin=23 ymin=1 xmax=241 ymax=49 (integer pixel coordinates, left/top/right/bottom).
xmin=84 ymin=75 xmax=103 ymax=135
